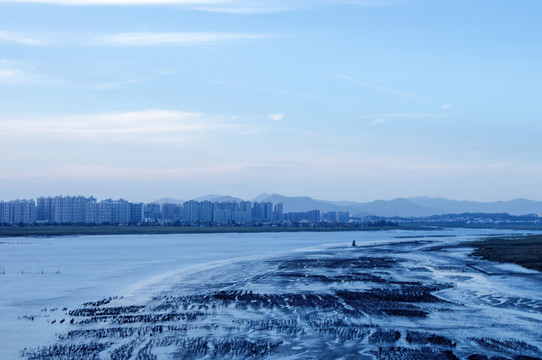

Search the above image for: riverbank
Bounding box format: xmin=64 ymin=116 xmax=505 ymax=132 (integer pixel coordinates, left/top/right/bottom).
xmin=0 ymin=224 xmax=405 ymax=238
xmin=468 ymin=234 xmax=542 ymax=272
xmin=4 ymin=223 xmax=542 ymax=238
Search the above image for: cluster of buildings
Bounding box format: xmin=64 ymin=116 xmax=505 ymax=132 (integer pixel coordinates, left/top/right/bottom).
xmin=0 ymin=196 xmax=352 ymax=226
xmin=0 ymin=197 xmax=140 ymax=225
xmin=35 ymin=196 xmax=141 ymax=225
xmin=288 ymin=210 xmax=350 ymax=223
xmin=144 ymin=200 xmax=283 ymax=225
xmin=0 ymin=199 xmax=36 ymax=225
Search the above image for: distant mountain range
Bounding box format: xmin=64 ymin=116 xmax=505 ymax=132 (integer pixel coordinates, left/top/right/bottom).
xmin=249 ymin=194 xmax=440 ymax=217
xmin=154 ymin=194 xmax=542 ymax=217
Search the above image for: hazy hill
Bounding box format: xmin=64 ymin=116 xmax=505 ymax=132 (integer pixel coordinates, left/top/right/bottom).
xmin=154 ymin=194 xmax=542 ymax=218
xmin=253 ymin=194 xmax=542 ymax=217
xmin=192 ymin=194 xmax=244 ymax=202
xmin=342 ymin=198 xmax=440 ymax=218
xmin=408 ymin=197 xmax=542 ymax=216
xmin=251 ymin=193 xmax=368 ymax=214
xmin=153 ymin=198 xmax=184 ymax=204
xmin=253 ymin=195 xmax=437 ymax=217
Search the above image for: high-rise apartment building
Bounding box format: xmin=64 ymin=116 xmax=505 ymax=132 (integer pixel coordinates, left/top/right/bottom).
xmin=86 ymin=199 xmax=98 ymax=224
xmin=337 ymin=211 xmax=350 ymax=223
xmin=37 ymin=197 xmax=54 ymax=222
xmin=273 ymin=203 xmax=283 ymax=222
xmin=199 ymin=201 xmax=213 ymax=223
xmin=144 ymin=203 xmax=161 ymax=222
xmin=130 ymin=203 xmax=144 ymax=224
xmin=0 ymin=199 xmax=36 ymax=224
xmin=161 ymin=203 xmax=182 ymax=221
xmin=182 ymin=200 xmax=200 ymax=223
xmin=213 ymin=209 xmax=231 ymax=224
xmin=37 ymin=196 xmax=95 ymax=223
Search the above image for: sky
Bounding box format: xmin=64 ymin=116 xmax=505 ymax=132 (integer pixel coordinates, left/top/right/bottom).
xmin=1 ymin=0 xmax=541 ymax=203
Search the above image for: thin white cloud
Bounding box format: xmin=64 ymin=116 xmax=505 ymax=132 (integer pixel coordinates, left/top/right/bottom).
xmin=0 ymin=109 xmax=271 ymax=182
xmin=214 ymin=81 xmax=320 ymax=99
xmin=0 ymin=151 xmax=473 ymax=182
xmin=325 ymin=0 xmax=397 ymax=6
xmin=268 ymin=113 xmax=285 ymax=121
xmin=331 ymin=74 xmax=419 ymax=98
xmin=0 ymin=59 xmax=62 ymax=85
xmin=0 ymin=31 xmax=267 ymax=47
xmin=0 ymin=109 xmax=261 ymax=142
xmin=441 ymin=104 xmax=453 ymax=110
xmin=86 ymin=68 xmax=176 ymax=90
xmin=193 ymin=5 xmax=289 ymax=14
xmin=0 ymin=0 xmax=226 ymax=4
xmin=289 ymin=155 xmax=476 ymax=177
xmin=1 ymin=110 xmax=205 ymax=137
xmin=372 ymin=118 xmax=386 ymax=125
xmin=47 ymin=163 xmax=249 ymax=180
xmin=0 ymin=162 xmax=256 ymax=180
xmin=98 ymin=32 xmax=267 ymax=46
xmin=87 ymin=79 xmax=141 ymax=90
xmin=0 ymin=0 xmax=398 ymax=13
xmin=359 ymin=113 xmax=441 ymax=119
xmin=149 ymin=68 xmax=178 ymax=76
xmin=0 ymin=0 xmax=290 ymax=15
xmin=0 ymin=31 xmax=47 ymax=45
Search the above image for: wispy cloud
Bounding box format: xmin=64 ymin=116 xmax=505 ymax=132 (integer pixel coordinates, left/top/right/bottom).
xmin=98 ymin=32 xmax=268 ymax=46
xmin=214 ymin=81 xmax=320 ymax=99
xmin=0 ymin=31 xmax=47 ymax=45
xmin=360 ymin=112 xmax=440 ymax=125
xmin=0 ymin=162 xmax=259 ymax=181
xmin=86 ymin=67 xmax=176 ymax=90
xmin=326 ymin=0 xmax=397 ymax=6
xmin=149 ymin=68 xmax=178 ymax=76
xmin=45 ymin=163 xmax=251 ymax=180
xmin=0 ymin=59 xmax=62 ymax=85
xmin=0 ymin=30 xmax=267 ymax=47
xmin=193 ymin=4 xmax=291 ymax=14
xmin=331 ymin=74 xmax=419 ymax=98
xmin=0 ymin=0 xmax=227 ymax=4
xmin=0 ymin=0 xmax=398 ymax=13
xmin=0 ymin=0 xmax=294 ymax=14
xmin=359 ymin=113 xmax=441 ymax=119
xmin=200 ymin=0 xmax=394 ymax=14
xmin=441 ymin=104 xmax=453 ymax=110
xmin=87 ymin=79 xmax=141 ymax=90
xmin=0 ymin=109 xmax=261 ymax=142
xmin=268 ymin=113 xmax=285 ymax=121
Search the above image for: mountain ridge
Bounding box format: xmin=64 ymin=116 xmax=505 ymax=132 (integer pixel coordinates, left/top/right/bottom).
xmin=153 ymin=194 xmax=542 ymax=217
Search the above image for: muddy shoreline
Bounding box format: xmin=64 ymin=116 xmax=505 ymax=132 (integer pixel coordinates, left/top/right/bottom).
xmin=19 ymin=238 xmax=542 ymax=359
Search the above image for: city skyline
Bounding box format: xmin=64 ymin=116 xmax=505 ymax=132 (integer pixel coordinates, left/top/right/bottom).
xmin=5 ymin=191 xmax=542 ymax=219
xmin=0 ymin=194 xmax=295 ymax=225
xmin=1 ymin=0 xmax=541 ymax=202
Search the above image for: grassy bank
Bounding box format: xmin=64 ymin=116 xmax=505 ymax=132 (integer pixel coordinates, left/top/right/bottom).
xmin=0 ymin=225 xmax=403 ymax=238
xmin=468 ymin=234 xmax=542 ymax=272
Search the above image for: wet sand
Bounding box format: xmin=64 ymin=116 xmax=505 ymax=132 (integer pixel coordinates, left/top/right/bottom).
xmin=19 ymin=238 xmax=542 ymax=359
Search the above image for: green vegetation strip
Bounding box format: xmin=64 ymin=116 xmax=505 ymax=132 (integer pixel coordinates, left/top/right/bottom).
xmin=468 ymin=235 xmax=542 ymax=272
xmin=0 ymin=225 xmax=389 ymax=238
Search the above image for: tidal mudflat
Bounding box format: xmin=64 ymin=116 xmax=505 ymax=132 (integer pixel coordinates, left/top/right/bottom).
xmin=12 ymin=231 xmax=542 ymax=359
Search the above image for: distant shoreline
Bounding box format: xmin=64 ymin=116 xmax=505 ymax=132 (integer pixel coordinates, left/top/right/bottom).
xmin=0 ymin=225 xmax=403 ymax=238
xmin=2 ymin=223 xmax=542 ymax=238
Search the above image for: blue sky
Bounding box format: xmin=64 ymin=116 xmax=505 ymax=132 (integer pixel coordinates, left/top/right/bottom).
xmin=1 ymin=0 xmax=541 ymax=202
